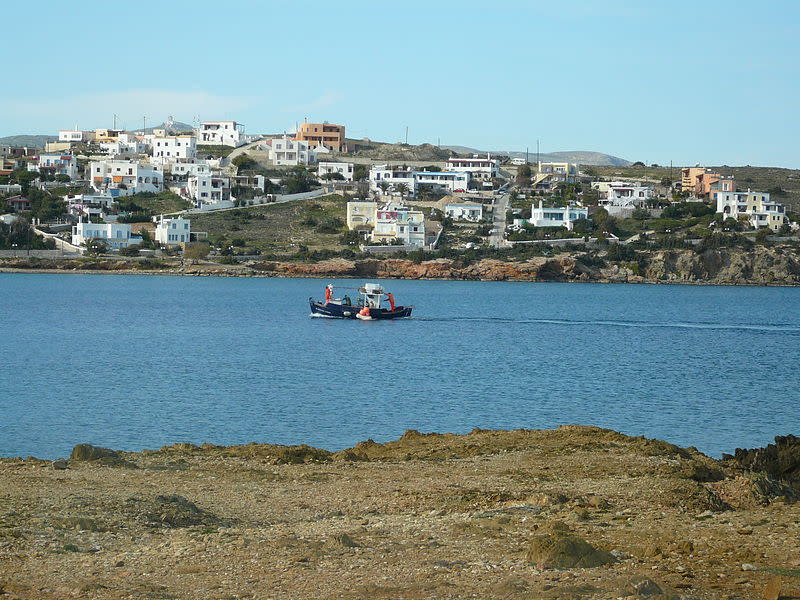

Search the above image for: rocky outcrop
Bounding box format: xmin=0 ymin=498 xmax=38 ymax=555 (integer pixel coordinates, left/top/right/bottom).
xmin=722 ymin=435 xmax=800 ymax=490
xmin=643 ymin=247 xmax=800 ymax=284
xmin=5 ymin=245 xmax=800 ymax=285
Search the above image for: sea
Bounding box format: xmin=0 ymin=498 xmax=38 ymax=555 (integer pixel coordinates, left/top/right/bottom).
xmin=1 ymin=273 xmax=798 ymax=460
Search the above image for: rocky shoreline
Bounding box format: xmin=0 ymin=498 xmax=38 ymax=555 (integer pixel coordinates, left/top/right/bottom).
xmin=2 ymin=245 xmax=800 ymax=286
xmin=1 ymin=426 xmax=798 ymax=599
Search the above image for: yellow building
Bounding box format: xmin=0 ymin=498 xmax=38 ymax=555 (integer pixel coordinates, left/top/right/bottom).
xmin=94 ymin=129 xmax=124 ymax=143
xmin=346 ymin=201 xmax=378 ymax=230
xmin=716 ymin=190 xmax=787 ymax=232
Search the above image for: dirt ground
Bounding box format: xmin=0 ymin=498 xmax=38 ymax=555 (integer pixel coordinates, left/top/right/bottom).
xmin=1 ymin=426 xmax=798 ymax=600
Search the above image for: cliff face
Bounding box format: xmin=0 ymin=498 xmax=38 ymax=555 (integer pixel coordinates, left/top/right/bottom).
xmin=254 ymin=246 xmax=800 ymax=285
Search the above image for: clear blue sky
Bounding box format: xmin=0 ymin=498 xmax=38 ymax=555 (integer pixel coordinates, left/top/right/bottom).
xmin=2 ymin=1 xmax=798 ymax=167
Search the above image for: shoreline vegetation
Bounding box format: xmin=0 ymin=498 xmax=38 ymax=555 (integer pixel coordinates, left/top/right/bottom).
xmin=3 ymin=243 xmax=800 ymax=286
xmin=1 ymin=426 xmax=798 ymax=599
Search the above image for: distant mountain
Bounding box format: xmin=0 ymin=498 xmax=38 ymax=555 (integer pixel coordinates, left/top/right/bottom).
xmin=144 ymin=120 xmax=194 ymax=134
xmin=0 ymin=135 xmax=56 ymax=149
xmin=442 ymin=146 xmax=631 ymax=167
xmin=0 ymin=121 xmax=194 ymax=149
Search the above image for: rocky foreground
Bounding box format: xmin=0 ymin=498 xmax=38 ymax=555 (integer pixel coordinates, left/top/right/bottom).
xmin=1 ymin=427 xmax=799 ymax=600
xmin=3 ymin=245 xmax=800 ymax=285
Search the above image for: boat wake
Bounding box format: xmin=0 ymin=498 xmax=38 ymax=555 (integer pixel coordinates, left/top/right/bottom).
xmin=411 ymin=316 xmax=800 ymax=333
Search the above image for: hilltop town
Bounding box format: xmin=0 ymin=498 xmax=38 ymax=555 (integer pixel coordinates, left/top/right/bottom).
xmin=2 ymin=118 xmax=800 ymax=284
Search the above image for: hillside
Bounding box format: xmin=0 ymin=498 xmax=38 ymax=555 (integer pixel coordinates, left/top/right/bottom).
xmin=588 ymin=164 xmax=800 ymax=212
xmin=0 ymin=134 xmax=56 ymax=149
xmin=444 ymin=146 xmax=631 ymax=166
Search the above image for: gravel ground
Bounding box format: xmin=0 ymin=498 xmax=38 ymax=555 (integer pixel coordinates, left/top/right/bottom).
xmin=1 ymin=426 xmax=798 ymax=599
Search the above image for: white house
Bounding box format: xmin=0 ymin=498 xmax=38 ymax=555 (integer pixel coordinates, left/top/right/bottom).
xmin=372 ymin=203 xmax=426 ymax=247
xmin=318 ymin=161 xmax=354 ymax=182
xmin=36 ymin=154 xmax=78 ymax=180
xmin=369 ymin=165 xmax=417 ymax=194
xmin=599 ymin=183 xmax=655 ymax=208
xmin=413 ymin=170 xmax=469 ymax=193
xmin=197 ymin=121 xmax=245 ymax=147
xmin=269 ymin=136 xmax=316 ymax=166
xmin=528 ymin=200 xmax=589 ymax=230
xmin=72 ymin=221 xmax=138 ymax=249
xmin=58 ymin=130 xmax=94 ymax=143
xmin=446 ymin=155 xmax=499 ymax=182
xmin=188 ymin=174 xmax=231 ymax=204
xmin=716 ymin=190 xmax=787 ymax=232
xmin=168 ymin=159 xmax=212 ymax=179
xmin=442 ymin=200 xmax=483 ymax=222
xmin=510 ymin=157 xmax=527 ymax=166
xmin=89 ymin=160 xmax=163 ymax=197
xmin=151 ymin=135 xmax=197 ymax=164
xmin=154 ymin=215 xmax=192 ymax=246
xmin=368 ymin=165 xmax=470 ymax=195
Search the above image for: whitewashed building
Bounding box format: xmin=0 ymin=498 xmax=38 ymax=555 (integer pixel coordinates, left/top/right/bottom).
xmin=89 ymin=160 xmax=163 ymax=197
xmin=98 ymin=133 xmax=147 ymax=157
xmin=269 ymin=136 xmax=316 ymax=166
xmin=197 ymin=121 xmax=245 ymax=147
xmin=716 ymin=190 xmax=787 ymax=232
xmin=599 ymin=183 xmax=655 ymax=208
xmin=318 ymin=161 xmax=354 ymax=182
xmin=72 ymin=222 xmax=137 ymax=249
xmin=528 ymin=200 xmax=589 ymax=230
xmin=442 ymin=200 xmax=483 ymax=222
xmin=369 ymin=165 xmax=417 ymax=194
xmin=446 ymin=155 xmax=499 ymax=181
xmin=168 ymin=160 xmax=212 ymax=179
xmin=58 ymin=130 xmax=94 ymax=143
xmin=414 ymin=170 xmax=469 ymax=193
xmin=35 ymin=154 xmax=78 ymax=180
xmin=152 ymin=135 xmax=197 ymax=164
xmin=372 ymin=203 xmax=426 ymax=247
xmin=188 ymin=174 xmax=231 ymax=204
xmin=154 ymin=215 xmax=192 ymax=246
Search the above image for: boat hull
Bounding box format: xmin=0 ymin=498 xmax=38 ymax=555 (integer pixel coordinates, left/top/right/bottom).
xmin=309 ymin=300 xmax=359 ymax=319
xmin=309 ymin=300 xmax=412 ymax=320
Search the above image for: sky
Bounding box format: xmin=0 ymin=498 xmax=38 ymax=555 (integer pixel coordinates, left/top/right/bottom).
xmin=1 ymin=0 xmax=798 ymax=168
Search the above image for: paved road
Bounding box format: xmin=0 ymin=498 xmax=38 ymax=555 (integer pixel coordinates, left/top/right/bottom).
xmin=489 ymin=192 xmax=511 ymax=248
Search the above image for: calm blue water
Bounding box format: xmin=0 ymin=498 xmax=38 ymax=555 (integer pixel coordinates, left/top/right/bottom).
xmin=1 ymin=273 xmax=798 ymax=459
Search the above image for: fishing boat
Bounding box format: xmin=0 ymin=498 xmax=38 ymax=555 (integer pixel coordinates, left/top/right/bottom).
xmin=309 ymin=283 xmax=413 ymax=320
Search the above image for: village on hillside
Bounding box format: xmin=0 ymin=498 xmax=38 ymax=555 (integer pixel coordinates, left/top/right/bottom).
xmin=1 ymin=117 xmax=799 ymax=263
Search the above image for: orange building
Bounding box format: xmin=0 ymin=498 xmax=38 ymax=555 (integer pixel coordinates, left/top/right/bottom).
xmin=681 ymin=166 xmax=734 ymax=199
xmin=294 ymin=121 xmax=346 ymax=152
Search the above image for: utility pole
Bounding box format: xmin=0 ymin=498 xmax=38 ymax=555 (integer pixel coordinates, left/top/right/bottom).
xmin=526 ymin=146 xmax=529 ymax=164
xmin=405 ymin=126 xmax=408 ymax=145
xmin=536 ymin=139 xmax=540 ymax=166
xmin=113 ymin=114 xmax=117 ymax=129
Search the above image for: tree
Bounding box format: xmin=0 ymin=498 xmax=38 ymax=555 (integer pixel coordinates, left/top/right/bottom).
xmin=353 ymin=164 xmax=368 ymax=182
xmin=55 ymin=174 xmax=71 ymax=183
xmin=394 ymin=182 xmax=409 ymax=197
xmin=184 ymin=242 xmax=210 ymax=264
xmin=321 ymin=172 xmax=345 ymax=181
xmin=377 ymin=181 xmax=390 ymax=195
xmin=280 ymin=167 xmax=316 ymax=194
xmin=232 ymin=153 xmax=257 ymax=173
xmin=10 ymin=169 xmax=39 ymax=193
xmin=339 ymin=229 xmax=362 ymax=246
xmin=84 ymin=238 xmax=108 ymax=255
xmin=516 ymin=164 xmax=532 ymax=187
xmin=631 ymin=208 xmax=650 ymax=221
xmin=119 ymin=244 xmax=141 ymax=256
